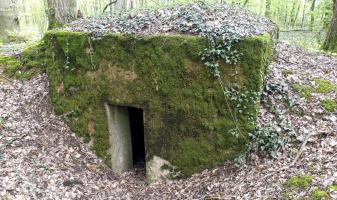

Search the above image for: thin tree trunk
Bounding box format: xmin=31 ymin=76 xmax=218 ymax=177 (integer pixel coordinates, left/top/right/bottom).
xmin=265 ymin=0 xmax=271 ymax=18
xmin=310 ymin=0 xmax=317 ymax=31
xmin=292 ymin=2 xmax=301 ymax=27
xmin=323 ymin=0 xmax=337 ymax=52
xmin=284 ymin=4 xmax=289 ymax=29
xmin=289 ymin=0 xmax=297 ymax=27
xmin=45 ymin=0 xmax=77 ymax=29
xmin=277 ymin=7 xmax=280 ymax=21
xmin=0 ymin=0 xmax=20 ymax=42
xmin=243 ymin=0 xmax=249 ymax=7
xmin=301 ymin=0 xmax=307 ymax=28
xmin=115 ymin=0 xmax=127 ymax=12
xmin=110 ymin=0 xmax=113 ymax=16
xmin=322 ymin=0 xmax=333 ymax=30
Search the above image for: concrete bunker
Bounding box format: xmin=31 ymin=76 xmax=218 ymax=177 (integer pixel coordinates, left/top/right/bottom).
xmin=40 ymin=32 xmax=274 ymax=181
xmin=20 ymin=3 xmax=278 ymax=182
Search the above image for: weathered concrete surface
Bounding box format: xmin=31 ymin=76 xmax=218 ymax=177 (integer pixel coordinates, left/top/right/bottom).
xmin=104 ymin=103 xmax=133 ymax=172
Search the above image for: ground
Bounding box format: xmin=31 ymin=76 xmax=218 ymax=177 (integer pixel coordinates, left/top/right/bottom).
xmin=0 ymin=43 xmax=337 ymax=199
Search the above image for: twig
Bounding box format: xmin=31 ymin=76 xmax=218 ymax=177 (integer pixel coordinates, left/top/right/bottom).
xmin=260 ymin=166 xmax=289 ymax=180
xmin=291 ymin=132 xmax=313 ymax=166
xmin=260 ymin=132 xmax=313 ymax=180
xmin=276 ymin=55 xmax=294 ymax=64
xmin=324 ymin=152 xmax=337 ymax=164
xmin=37 ymin=92 xmax=48 ymax=105
xmin=4 ymin=133 xmax=30 ymax=146
xmin=280 ymin=29 xmax=322 ymax=33
xmin=0 ymin=74 xmax=13 ymax=83
xmin=217 ymin=77 xmax=248 ymax=142
xmin=60 ymin=110 xmax=75 ymax=118
xmin=41 ymin=110 xmax=74 ymax=127
xmin=102 ymin=0 xmax=117 ymax=13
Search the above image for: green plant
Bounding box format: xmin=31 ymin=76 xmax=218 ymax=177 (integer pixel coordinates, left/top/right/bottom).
xmin=249 ymin=125 xmax=285 ymax=158
xmin=329 ymin=184 xmax=337 ymax=191
xmin=171 ymin=3 xmax=254 ymax=143
xmin=282 ymin=70 xmax=293 ymax=77
xmin=285 ymin=175 xmax=312 ymax=189
xmin=320 ymin=99 xmax=337 ymax=112
xmin=262 ymin=82 xmax=290 ymax=103
xmin=314 ymin=79 xmax=337 ymax=94
xmin=310 ymin=188 xmax=330 ymax=200
xmin=292 ymin=83 xmax=314 ymax=99
xmin=6 ymin=31 xmax=28 ymax=43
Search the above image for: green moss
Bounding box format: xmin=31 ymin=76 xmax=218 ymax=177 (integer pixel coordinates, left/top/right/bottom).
xmin=314 ymin=79 xmax=337 ymax=94
xmin=0 ymin=55 xmax=21 ymax=76
xmin=0 ymin=41 xmax=48 ymax=80
xmin=22 ymin=30 xmax=273 ymax=177
xmin=291 ymin=79 xmax=337 ymax=98
xmin=292 ymin=84 xmax=314 ymax=99
xmin=282 ymin=70 xmax=293 ymax=77
xmin=286 ymin=175 xmax=313 ymax=189
xmin=48 ymin=19 xmax=63 ymax=30
xmin=6 ymin=32 xmax=27 ymax=43
xmin=320 ymin=99 xmax=337 ymax=112
xmin=329 ymin=184 xmax=337 ymax=191
xmin=310 ymin=188 xmax=330 ymax=200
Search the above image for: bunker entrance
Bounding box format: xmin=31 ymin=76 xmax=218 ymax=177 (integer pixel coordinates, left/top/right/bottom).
xmin=104 ymin=103 xmax=145 ymax=172
xmin=128 ymin=107 xmax=146 ymax=168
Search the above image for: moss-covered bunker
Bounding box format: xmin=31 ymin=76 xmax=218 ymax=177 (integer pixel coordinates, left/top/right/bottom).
xmin=28 ymin=30 xmax=273 ymax=180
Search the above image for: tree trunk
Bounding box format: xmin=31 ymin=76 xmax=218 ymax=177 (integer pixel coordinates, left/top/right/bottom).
xmin=45 ymin=0 xmax=77 ymax=29
xmin=292 ymin=2 xmax=301 ymax=27
xmin=110 ymin=0 xmax=113 ymax=16
xmin=289 ymin=0 xmax=297 ymax=27
xmin=0 ymin=0 xmax=20 ymax=42
xmin=284 ymin=4 xmax=289 ymax=29
xmin=243 ymin=0 xmax=249 ymax=7
xmin=115 ymin=0 xmax=127 ymax=12
xmin=301 ymin=0 xmax=307 ymax=28
xmin=310 ymin=0 xmax=316 ymax=31
xmin=322 ymin=0 xmax=334 ymax=30
xmin=323 ymin=0 xmax=337 ymax=52
xmin=265 ymin=0 xmax=271 ymax=18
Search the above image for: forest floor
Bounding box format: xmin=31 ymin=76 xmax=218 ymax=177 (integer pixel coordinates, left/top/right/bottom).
xmin=0 ymin=43 xmax=337 ymax=199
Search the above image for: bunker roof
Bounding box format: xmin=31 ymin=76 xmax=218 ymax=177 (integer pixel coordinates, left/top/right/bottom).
xmin=65 ymin=3 xmax=277 ymax=37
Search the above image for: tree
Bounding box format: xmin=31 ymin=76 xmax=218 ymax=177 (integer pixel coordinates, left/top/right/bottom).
xmin=291 ymin=1 xmax=301 ymax=27
xmin=265 ymin=0 xmax=271 ymax=18
xmin=45 ymin=0 xmax=77 ymax=29
xmin=115 ymin=0 xmax=127 ymax=12
xmin=0 ymin=0 xmax=20 ymax=42
xmin=243 ymin=0 xmax=249 ymax=7
xmin=323 ymin=0 xmax=337 ymax=52
xmin=301 ymin=0 xmax=307 ymax=28
xmin=310 ymin=0 xmax=317 ymax=31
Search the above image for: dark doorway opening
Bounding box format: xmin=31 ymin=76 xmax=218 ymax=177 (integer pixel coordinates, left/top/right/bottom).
xmin=128 ymin=107 xmax=146 ymax=168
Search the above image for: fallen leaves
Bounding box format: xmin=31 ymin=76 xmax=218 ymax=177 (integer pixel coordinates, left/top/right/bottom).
xmin=0 ymin=42 xmax=336 ymax=199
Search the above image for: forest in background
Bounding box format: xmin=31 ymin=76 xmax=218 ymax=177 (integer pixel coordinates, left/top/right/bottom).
xmin=0 ymin=0 xmax=335 ymax=50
